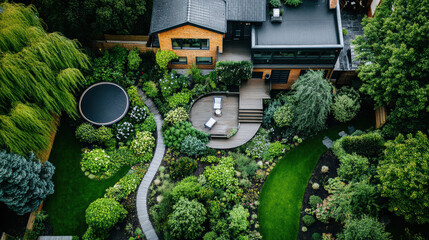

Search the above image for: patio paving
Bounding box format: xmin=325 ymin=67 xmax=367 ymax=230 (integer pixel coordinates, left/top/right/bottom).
xmin=190 ymin=94 xmax=239 ymax=137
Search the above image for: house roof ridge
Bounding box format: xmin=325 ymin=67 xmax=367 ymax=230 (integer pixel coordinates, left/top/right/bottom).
xmin=186 ymin=0 xmax=191 ymax=22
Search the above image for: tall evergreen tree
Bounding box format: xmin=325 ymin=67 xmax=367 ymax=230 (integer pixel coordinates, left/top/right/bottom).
xmin=0 ymin=151 xmax=55 ymax=215
xmin=353 ymin=0 xmax=429 ymax=134
xmin=0 ymin=3 xmax=89 ymax=154
xmin=291 ymin=70 xmax=333 ymax=137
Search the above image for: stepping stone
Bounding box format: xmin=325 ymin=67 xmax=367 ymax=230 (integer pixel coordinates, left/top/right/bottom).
xmin=338 ymin=131 xmax=348 ymax=137
xmin=348 ymin=125 xmax=356 ymax=134
xmin=322 ymin=136 xmax=333 ymax=148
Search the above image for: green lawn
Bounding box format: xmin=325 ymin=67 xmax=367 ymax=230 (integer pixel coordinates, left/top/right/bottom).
xmin=258 ymin=113 xmax=373 ymax=239
xmin=44 ymin=118 xmax=129 ymax=236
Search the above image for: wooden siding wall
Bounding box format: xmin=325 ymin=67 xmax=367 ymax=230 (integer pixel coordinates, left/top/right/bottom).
xmin=252 ymin=68 xmax=334 ymax=90
xmin=158 ymin=24 xmax=224 ymax=69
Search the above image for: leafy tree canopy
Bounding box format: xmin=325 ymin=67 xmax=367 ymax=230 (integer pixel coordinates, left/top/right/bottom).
xmin=377 ymin=131 xmax=429 ymax=224
xmin=36 ymin=0 xmax=149 ymax=39
xmin=0 ymin=3 xmax=88 ymax=154
xmin=353 ymin=0 xmax=429 ymax=132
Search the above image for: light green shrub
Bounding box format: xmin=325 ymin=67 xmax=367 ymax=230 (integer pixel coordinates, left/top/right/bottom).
xmin=130 ymin=131 xmax=155 ymax=160
xmin=274 ymin=104 xmax=294 ymax=127
xmin=85 ymin=198 xmax=127 ymax=231
xmin=76 ymin=123 xmax=97 ymax=144
xmin=142 ymin=81 xmax=159 ymax=98
xmin=164 ymin=107 xmax=189 ymax=125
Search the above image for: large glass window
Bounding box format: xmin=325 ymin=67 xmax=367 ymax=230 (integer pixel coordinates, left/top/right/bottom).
xmin=252 ymin=49 xmax=338 ymax=64
xmin=171 ymin=57 xmax=187 ymax=64
xmin=172 ymin=39 xmax=209 ymax=50
xmin=196 ymin=57 xmax=213 ymax=65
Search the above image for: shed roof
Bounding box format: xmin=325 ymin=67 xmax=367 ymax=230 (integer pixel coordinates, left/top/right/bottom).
xmin=150 ymin=0 xmax=227 ymax=34
xmin=226 ymin=0 xmax=266 ymax=22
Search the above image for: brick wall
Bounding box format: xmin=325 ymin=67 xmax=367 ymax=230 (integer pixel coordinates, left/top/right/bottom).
xmin=158 ymin=24 xmax=224 ymax=69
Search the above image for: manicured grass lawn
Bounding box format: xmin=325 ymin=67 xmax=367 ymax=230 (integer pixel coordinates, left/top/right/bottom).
xmin=258 ymin=113 xmax=373 ymax=239
xmin=44 ymin=118 xmax=129 ymax=236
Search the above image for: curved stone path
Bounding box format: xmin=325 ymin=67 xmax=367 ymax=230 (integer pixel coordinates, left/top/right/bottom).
xmin=136 ymin=90 xmax=164 ymax=240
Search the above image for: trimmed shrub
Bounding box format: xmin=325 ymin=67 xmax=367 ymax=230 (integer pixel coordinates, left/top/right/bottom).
xmin=309 ymin=195 xmax=323 ymax=209
xmin=337 ymin=153 xmax=369 ymax=182
xmin=127 ymin=86 xmax=145 ymax=108
xmin=76 ymin=123 xmax=97 ymax=144
xmin=332 ymin=92 xmax=361 ymax=123
xmin=312 ymin=233 xmax=322 ymax=240
xmin=156 ymin=49 xmax=178 ymax=71
xmin=302 ymin=215 xmax=315 ymax=226
xmin=96 ymin=126 xmax=113 ymax=144
xmin=85 ymin=198 xmax=127 ymax=231
xmin=164 ymin=107 xmax=189 ymax=125
xmin=169 ymin=157 xmax=198 ymax=180
xmin=204 ymin=157 xmax=238 ymax=190
xmin=274 ymin=104 xmax=294 ymax=127
xmin=104 ymin=166 xmax=147 ymax=201
xmin=181 ymin=135 xmax=206 ymax=157
xmin=142 ymin=81 xmax=159 ymax=98
xmin=342 ymin=132 xmax=384 ymax=158
xmin=170 ymin=176 xmax=202 ymax=201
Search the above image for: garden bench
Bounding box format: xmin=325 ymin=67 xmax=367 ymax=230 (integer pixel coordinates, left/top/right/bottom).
xmin=204 ymin=117 xmax=217 ymax=129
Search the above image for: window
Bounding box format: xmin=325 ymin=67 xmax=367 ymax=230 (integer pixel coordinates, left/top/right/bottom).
xmin=172 ymin=39 xmax=209 ymax=50
xmin=171 ymin=57 xmax=187 ymax=64
xmin=196 ymin=57 xmax=213 ymax=65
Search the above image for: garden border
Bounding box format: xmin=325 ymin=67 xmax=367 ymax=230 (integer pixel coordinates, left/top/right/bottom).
xmin=136 ymin=89 xmax=165 ymax=240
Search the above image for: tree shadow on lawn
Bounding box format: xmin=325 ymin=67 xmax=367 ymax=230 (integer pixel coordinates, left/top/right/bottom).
xmin=258 ymin=110 xmax=374 ymax=240
xmin=43 ymin=117 xmax=129 ymax=236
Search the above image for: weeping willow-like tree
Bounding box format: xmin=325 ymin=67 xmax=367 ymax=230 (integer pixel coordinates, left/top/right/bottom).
xmin=0 ymin=3 xmax=89 ymax=154
xmin=291 ymin=70 xmax=332 ymax=137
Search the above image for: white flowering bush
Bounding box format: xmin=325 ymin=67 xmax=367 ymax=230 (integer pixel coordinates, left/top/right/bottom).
xmin=245 ymin=129 xmax=271 ymax=159
xmin=115 ymin=121 xmax=134 ymax=142
xmin=159 ymin=71 xmax=187 ymax=98
xmin=130 ymin=131 xmax=155 ymax=161
xmin=81 ymin=149 xmax=115 ymax=178
xmin=129 ymin=105 xmax=147 ymax=123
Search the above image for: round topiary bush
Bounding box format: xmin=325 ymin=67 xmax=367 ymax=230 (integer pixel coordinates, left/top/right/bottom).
xmin=312 ymin=232 xmax=322 ymax=240
xmin=302 ymin=215 xmax=316 ymax=226
xmin=309 ymin=195 xmax=323 ymax=209
xmin=76 ymin=123 xmax=97 ymax=143
xmin=85 ymin=198 xmax=127 ymax=231
xmin=181 ymin=135 xmax=206 ymax=157
xmin=96 ymin=126 xmax=113 ymax=144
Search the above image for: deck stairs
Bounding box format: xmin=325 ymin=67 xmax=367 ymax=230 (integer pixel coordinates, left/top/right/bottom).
xmin=239 ymin=109 xmax=263 ymax=123
xmin=238 ymin=78 xmax=270 ymax=124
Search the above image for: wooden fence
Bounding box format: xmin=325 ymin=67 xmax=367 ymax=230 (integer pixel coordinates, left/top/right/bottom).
xmin=91 ymin=34 xmax=158 ymax=52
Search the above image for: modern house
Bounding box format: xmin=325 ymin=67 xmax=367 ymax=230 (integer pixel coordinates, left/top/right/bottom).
xmin=149 ymin=0 xmax=344 ymax=89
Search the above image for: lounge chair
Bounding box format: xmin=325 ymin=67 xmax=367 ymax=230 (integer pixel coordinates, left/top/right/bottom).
xmin=204 ymin=117 xmax=217 ymax=129
xmin=213 ymin=96 xmax=223 ymax=110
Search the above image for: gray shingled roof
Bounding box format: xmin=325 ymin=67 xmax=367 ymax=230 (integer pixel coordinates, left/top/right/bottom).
xmin=226 ymin=0 xmax=266 ymax=22
xmin=150 ymin=0 xmax=227 ymax=34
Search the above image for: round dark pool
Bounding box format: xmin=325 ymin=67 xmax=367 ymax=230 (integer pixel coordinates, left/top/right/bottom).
xmin=79 ymin=82 xmax=129 ymax=125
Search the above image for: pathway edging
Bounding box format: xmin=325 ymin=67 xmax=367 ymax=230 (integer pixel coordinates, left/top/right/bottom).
xmin=136 ymin=90 xmax=164 ymax=240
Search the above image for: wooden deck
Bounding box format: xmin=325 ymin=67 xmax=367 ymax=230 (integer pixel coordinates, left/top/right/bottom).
xmin=239 ymin=78 xmax=270 ymax=110
xmin=207 ymin=123 xmax=261 ymax=149
xmin=190 ymin=94 xmax=239 ymax=136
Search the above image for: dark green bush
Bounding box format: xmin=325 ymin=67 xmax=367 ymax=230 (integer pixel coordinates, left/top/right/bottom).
xmin=342 ymin=132 xmax=384 ymax=158
xmin=309 ymin=195 xmax=323 ymax=209
xmin=135 ymin=114 xmax=157 ymax=132
xmin=284 ymin=0 xmax=302 ymax=7
xmin=169 ymin=157 xmax=198 ymax=180
xmin=312 ymin=233 xmax=322 ymax=240
xmin=270 ymin=0 xmax=281 ymax=7
xmin=262 ymin=99 xmax=281 ymax=128
xmin=232 ymin=153 xmax=258 ymax=177
xmin=76 ymin=123 xmax=97 ymax=144
xmin=181 ymin=135 xmax=207 ymax=157
xmin=127 ymin=49 xmax=141 ymax=71
xmin=163 ymin=121 xmax=209 ymax=151
xmin=302 ymin=215 xmax=315 ymax=226
xmin=337 ymin=153 xmax=369 ymax=182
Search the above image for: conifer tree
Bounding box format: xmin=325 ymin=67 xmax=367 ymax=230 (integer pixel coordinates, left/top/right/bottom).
xmin=0 ymin=151 xmax=55 ymax=215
